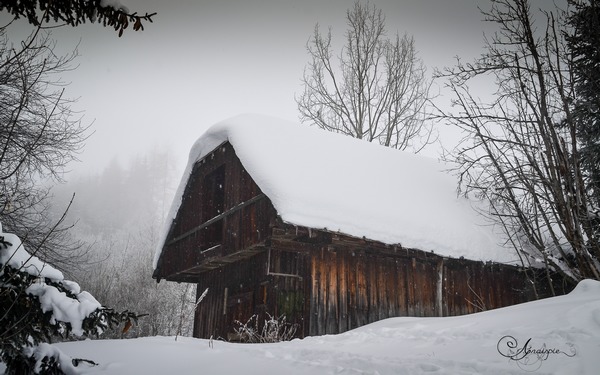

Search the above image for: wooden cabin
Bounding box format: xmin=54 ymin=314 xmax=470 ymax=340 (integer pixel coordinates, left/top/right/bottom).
xmin=153 ymin=115 xmax=559 ymax=340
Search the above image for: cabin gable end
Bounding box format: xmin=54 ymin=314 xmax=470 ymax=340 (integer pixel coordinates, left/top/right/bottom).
xmin=153 ymin=142 xmax=276 ymax=282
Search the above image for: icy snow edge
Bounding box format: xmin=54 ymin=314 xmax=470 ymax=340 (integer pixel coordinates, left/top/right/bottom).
xmin=153 ymin=114 xmax=520 ymax=269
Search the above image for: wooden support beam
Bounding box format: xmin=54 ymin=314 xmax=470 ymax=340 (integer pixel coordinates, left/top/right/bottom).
xmin=167 ymin=193 xmax=266 ymax=246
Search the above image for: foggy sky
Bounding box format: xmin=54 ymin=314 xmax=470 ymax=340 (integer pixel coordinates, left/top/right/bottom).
xmin=4 ymin=0 xmax=563 ymax=175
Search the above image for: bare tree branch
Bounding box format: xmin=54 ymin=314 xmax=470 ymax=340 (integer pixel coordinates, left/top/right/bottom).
xmin=297 ymin=1 xmax=434 ymax=152
xmin=0 ymin=26 xmax=89 ymax=273
xmin=435 ymin=0 xmax=600 ymax=288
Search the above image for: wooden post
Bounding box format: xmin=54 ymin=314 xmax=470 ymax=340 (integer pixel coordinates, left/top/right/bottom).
xmin=436 ymin=259 xmax=444 ymax=317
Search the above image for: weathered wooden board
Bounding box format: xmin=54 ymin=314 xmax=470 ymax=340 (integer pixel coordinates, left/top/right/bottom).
xmin=155 ymin=142 xmax=277 ymax=281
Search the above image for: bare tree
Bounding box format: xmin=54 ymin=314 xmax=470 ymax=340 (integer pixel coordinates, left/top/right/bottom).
xmin=0 ymin=25 xmax=89 ymax=272
xmin=436 ymin=0 xmax=600 ymax=291
xmin=297 ymin=1 xmax=434 ymax=151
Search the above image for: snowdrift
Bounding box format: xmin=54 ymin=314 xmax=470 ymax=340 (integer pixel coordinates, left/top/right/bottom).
xmin=49 ymin=279 xmax=600 ymax=375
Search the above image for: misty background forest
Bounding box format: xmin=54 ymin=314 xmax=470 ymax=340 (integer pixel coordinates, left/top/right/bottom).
xmin=49 ymin=149 xmax=196 ymax=338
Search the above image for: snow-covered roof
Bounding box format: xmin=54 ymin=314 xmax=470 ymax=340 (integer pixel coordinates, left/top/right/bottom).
xmin=154 ymin=114 xmax=519 ymax=268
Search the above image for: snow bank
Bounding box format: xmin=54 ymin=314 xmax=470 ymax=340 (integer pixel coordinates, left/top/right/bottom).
xmin=50 ymin=279 xmax=600 ymax=375
xmin=155 ymin=114 xmax=518 ymax=268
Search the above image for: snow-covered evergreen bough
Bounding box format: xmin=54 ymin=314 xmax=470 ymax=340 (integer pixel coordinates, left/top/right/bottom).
xmin=0 ymin=223 xmax=139 ymax=374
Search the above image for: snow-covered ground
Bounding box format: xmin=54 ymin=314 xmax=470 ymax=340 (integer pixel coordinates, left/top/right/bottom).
xmin=46 ymin=279 xmax=600 ymax=374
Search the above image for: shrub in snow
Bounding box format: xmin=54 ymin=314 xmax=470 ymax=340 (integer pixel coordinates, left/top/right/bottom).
xmin=233 ymin=313 xmax=298 ymax=343
xmin=0 ymin=224 xmax=140 ymax=374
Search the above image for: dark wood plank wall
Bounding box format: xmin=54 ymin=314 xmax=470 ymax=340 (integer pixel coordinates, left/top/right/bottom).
xmin=192 ymin=249 xmax=310 ymax=340
xmin=304 ymin=246 xmax=551 ymax=336
xmin=266 ymin=249 xmax=310 ymax=337
xmin=269 ymin=226 xmax=547 ymax=337
xmin=193 ymin=251 xmax=269 ymax=339
xmin=155 ymin=142 xmax=275 ymax=281
xmin=307 ymin=247 xmax=437 ymax=336
xmin=191 ymin=234 xmax=546 ymax=340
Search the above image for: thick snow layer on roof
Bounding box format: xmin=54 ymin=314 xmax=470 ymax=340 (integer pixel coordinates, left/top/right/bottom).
xmin=155 ymin=114 xmax=519 ymax=268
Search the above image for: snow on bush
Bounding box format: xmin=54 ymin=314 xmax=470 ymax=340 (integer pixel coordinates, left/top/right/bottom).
xmin=0 ymin=223 xmax=138 ymax=374
xmin=0 ymin=222 xmax=63 ymax=280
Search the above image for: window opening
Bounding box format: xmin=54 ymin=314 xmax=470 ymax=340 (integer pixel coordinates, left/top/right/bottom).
xmin=200 ymin=165 xmax=225 ymax=250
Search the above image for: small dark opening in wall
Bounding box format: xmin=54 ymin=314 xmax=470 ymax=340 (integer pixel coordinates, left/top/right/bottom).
xmin=201 ymin=221 xmax=223 ymax=251
xmin=203 ymin=165 xmax=225 ymax=221
xmin=201 ymin=165 xmax=225 ymax=247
